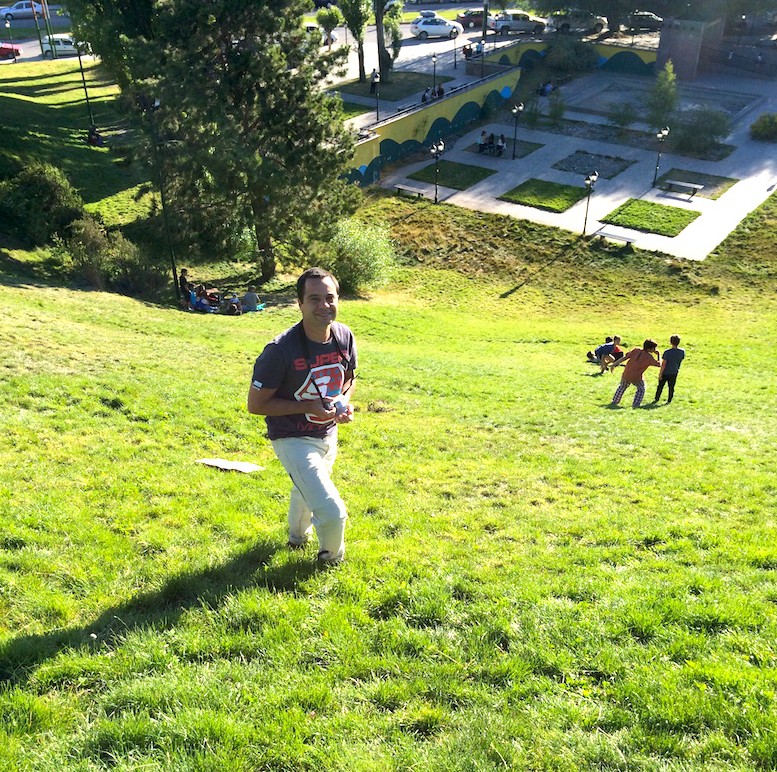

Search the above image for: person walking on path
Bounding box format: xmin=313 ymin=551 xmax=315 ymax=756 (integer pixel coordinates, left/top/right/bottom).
xmin=609 ymin=339 xmax=660 ymax=408
xmin=654 ymin=334 xmax=685 ymax=404
xmin=247 ymin=268 xmax=357 ymax=564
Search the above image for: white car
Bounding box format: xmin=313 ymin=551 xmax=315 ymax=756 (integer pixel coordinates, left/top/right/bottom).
xmin=410 ymin=17 xmax=464 ymax=39
xmin=305 ymin=23 xmax=338 ymax=46
xmin=42 ymin=34 xmax=80 ymax=58
xmin=0 ymin=0 xmax=42 ymax=19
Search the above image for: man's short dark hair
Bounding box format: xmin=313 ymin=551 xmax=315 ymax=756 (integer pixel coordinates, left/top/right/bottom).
xmin=670 ymin=334 xmax=681 ymax=346
xmin=644 ymin=339 xmax=658 ymax=351
xmin=297 ymin=267 xmax=339 ymax=302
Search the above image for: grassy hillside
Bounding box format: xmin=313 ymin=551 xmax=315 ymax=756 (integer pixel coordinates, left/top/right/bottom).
xmin=2 ymin=56 xmax=777 ymax=770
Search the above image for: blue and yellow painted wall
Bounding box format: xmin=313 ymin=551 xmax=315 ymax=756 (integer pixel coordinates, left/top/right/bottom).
xmin=346 ymin=42 xmax=658 ymax=185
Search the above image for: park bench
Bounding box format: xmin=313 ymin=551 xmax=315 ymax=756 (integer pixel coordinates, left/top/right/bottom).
xmin=395 ymin=183 xmax=427 ymax=198
xmin=662 ymin=179 xmax=705 ymax=198
xmin=596 ymin=230 xmax=637 ymax=247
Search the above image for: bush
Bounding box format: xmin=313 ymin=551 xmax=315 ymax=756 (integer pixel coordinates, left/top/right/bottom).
xmin=547 ymin=90 xmax=565 ymax=125
xmin=750 ymin=113 xmax=777 ymax=142
xmin=608 ymin=101 xmax=637 ymax=135
xmin=544 ymin=38 xmax=598 ymax=73
xmin=523 ymin=96 xmax=542 ymax=129
xmin=58 ymin=216 xmax=165 ymax=294
xmin=673 ymin=107 xmax=730 ymax=155
xmin=323 ymin=218 xmax=396 ymax=295
xmin=0 ymin=163 xmax=85 ymax=246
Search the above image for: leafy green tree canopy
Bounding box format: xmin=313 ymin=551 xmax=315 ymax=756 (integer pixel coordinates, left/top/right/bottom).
xmin=67 ymin=0 xmax=360 ymax=283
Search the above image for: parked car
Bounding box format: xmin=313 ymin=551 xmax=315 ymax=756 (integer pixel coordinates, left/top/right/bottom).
xmin=42 ymin=34 xmax=80 ymax=58
xmin=410 ymin=17 xmax=464 ymax=39
xmin=627 ymin=10 xmax=663 ymax=31
xmin=456 ymin=9 xmax=491 ymax=29
xmin=488 ymin=9 xmax=546 ymax=35
xmin=0 ymin=0 xmax=42 ymax=19
xmin=0 ymin=42 xmax=20 ymax=59
xmin=304 ymin=23 xmax=338 ymax=46
xmin=547 ymin=9 xmax=607 ymax=34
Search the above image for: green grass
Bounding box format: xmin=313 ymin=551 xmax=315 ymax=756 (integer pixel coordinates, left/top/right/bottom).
xmin=657 ymin=169 xmax=739 ymax=200
xmin=408 ymin=159 xmax=496 ymax=189
xmin=0 ymin=60 xmax=150 ymax=219
xmin=2 ymin=211 xmax=777 ymax=766
xmin=499 ymin=178 xmax=588 ymax=212
xmin=603 ymin=198 xmax=701 ymax=236
xmin=3 ymin=51 xmax=777 ymax=772
xmin=467 ymin=138 xmax=543 ymax=158
xmin=337 ymin=72 xmax=454 ymax=102
xmin=341 ymin=100 xmax=372 ymax=119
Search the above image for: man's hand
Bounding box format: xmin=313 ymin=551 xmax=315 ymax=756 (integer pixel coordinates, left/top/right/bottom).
xmin=306 ymin=399 xmax=337 ymax=421
xmin=334 ymin=403 xmax=355 ymax=424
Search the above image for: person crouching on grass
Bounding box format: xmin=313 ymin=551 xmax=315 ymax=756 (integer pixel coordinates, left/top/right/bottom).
xmin=609 ymin=339 xmax=660 ymax=408
xmin=247 ymin=268 xmax=357 ymax=565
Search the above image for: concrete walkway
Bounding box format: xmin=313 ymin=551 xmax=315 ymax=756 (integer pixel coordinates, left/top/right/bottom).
xmin=374 ymin=62 xmax=777 ymax=261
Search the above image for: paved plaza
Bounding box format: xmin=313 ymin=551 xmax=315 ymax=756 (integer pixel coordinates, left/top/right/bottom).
xmin=345 ymin=39 xmax=777 ymax=261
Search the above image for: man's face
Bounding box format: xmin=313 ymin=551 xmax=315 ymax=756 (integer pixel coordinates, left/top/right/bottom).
xmin=299 ymin=276 xmax=338 ymax=331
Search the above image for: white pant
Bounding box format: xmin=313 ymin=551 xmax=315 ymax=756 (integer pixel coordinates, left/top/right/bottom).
xmin=271 ymin=434 xmax=347 ymax=561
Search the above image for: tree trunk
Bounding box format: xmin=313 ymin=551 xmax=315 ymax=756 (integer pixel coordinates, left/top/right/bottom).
xmin=251 ymin=196 xmax=275 ymax=283
xmin=357 ymin=40 xmax=366 ymax=82
xmin=374 ymin=6 xmax=392 ymax=82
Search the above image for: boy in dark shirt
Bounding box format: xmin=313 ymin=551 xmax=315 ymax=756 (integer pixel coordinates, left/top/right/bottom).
xmin=654 ymin=334 xmax=685 ymax=404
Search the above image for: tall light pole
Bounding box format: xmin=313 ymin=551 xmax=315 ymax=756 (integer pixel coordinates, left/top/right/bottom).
xmin=582 ymin=170 xmax=598 ymax=237
xmin=374 ymin=71 xmax=380 ymax=122
xmin=453 ymin=35 xmax=457 ymax=70
xmin=431 ymin=139 xmax=445 ymax=204
xmin=652 ymin=126 xmax=670 ymax=187
xmin=432 ymin=53 xmax=437 ymax=92
xmin=77 ymin=45 xmax=95 ymax=127
xmin=511 ymin=102 xmax=524 ymax=160
xmin=4 ymin=20 xmax=17 ymax=63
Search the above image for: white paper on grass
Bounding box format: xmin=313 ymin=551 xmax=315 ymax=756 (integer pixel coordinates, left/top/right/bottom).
xmin=196 ymin=458 xmax=265 ymax=473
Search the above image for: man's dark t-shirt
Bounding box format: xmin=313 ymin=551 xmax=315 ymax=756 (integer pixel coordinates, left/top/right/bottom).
xmin=251 ymin=321 xmax=357 ymax=440
xmin=661 ymin=347 xmax=685 ymax=376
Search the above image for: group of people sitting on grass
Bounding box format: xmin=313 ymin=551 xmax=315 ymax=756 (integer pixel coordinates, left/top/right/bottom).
xmin=178 ymin=269 xmax=265 ymax=315
xmin=477 ymin=131 xmax=507 ymax=156
xmin=586 ymin=334 xmax=686 ymax=408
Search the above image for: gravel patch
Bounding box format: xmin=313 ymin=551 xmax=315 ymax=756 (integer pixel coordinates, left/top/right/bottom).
xmin=553 ymin=150 xmax=635 ymax=179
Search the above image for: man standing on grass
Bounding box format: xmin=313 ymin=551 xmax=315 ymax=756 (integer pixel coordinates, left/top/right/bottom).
xmin=247 ymin=268 xmax=357 ymax=564
xmin=654 ymin=334 xmax=685 ymax=404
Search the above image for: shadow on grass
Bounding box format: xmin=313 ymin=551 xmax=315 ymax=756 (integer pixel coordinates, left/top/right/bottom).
xmin=0 ymin=540 xmax=320 ymax=685
xmin=500 ymin=240 xmax=581 ymax=297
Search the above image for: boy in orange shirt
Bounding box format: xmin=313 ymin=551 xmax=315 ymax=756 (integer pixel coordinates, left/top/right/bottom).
xmin=609 ymin=339 xmax=660 ymax=408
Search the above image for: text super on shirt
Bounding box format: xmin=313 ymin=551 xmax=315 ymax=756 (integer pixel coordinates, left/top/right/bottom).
xmin=251 ymin=321 xmax=357 ymax=440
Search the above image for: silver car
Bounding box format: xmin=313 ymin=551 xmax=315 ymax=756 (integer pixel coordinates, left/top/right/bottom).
xmin=410 ymin=17 xmax=464 ymax=39
xmin=0 ymin=0 xmax=42 ymax=19
xmin=488 ymin=10 xmax=546 ymax=35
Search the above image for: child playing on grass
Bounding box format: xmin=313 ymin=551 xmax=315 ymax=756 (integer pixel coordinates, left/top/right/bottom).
xmin=654 ymin=334 xmax=685 ymax=404
xmin=609 ymin=339 xmax=660 ymax=408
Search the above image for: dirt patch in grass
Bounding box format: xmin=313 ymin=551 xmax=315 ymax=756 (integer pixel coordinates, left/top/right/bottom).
xmin=553 ymin=150 xmax=635 ymax=179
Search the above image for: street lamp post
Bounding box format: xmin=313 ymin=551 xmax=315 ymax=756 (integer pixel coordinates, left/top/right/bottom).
xmin=431 ymin=139 xmax=445 ymax=204
xmin=76 ymin=45 xmax=95 ymax=127
xmin=582 ymin=170 xmax=599 ymax=237
xmin=432 ymin=53 xmax=437 ymax=92
xmin=374 ymin=72 xmax=380 ymax=122
xmin=453 ymin=36 xmax=457 ymax=69
xmin=5 ymin=20 xmax=17 ymax=63
xmin=652 ymin=126 xmax=670 ymax=187
xmin=511 ymin=102 xmax=524 ymax=160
